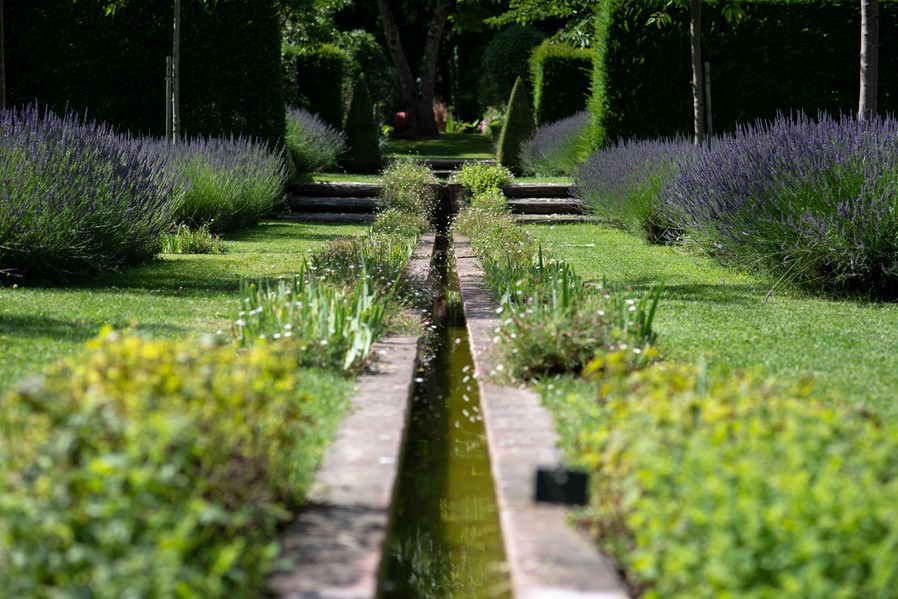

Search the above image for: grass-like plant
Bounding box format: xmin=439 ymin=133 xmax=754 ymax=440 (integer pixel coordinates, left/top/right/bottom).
xmin=0 ymin=105 xmax=181 ymax=281
xmin=520 ymin=111 xmax=591 ymax=176
xmin=661 ymin=113 xmax=898 ymax=298
xmin=161 ymin=223 xmax=227 ymax=255
xmin=166 ymin=134 xmax=287 ymax=234
xmin=285 ymin=106 xmax=348 ymax=176
xmin=575 ymin=135 xmax=694 ymax=243
xmin=232 ymin=259 xmax=396 ymax=371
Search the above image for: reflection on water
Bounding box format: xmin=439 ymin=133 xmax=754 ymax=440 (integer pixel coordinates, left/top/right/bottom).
xmin=379 ymin=238 xmax=509 ymax=599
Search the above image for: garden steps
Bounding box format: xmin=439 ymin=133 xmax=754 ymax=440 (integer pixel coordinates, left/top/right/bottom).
xmin=503 ymin=182 xmax=595 ymax=222
xmin=280 ymin=181 xmax=380 ymax=222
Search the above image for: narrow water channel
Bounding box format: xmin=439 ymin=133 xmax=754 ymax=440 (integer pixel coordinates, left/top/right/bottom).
xmin=378 ymin=227 xmax=510 ymax=598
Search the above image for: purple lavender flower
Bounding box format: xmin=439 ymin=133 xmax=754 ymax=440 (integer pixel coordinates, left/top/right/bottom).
xmin=285 ymin=106 xmax=348 ymax=175
xmin=0 ymin=105 xmax=180 ymax=280
xmin=521 ymin=111 xmax=591 ymax=176
xmin=574 ymin=135 xmax=696 ymax=243
xmin=661 ymin=113 xmax=898 ymax=298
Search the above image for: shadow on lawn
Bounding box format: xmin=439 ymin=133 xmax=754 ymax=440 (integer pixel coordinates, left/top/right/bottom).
xmin=0 ymin=313 xmax=186 ymax=343
xmin=598 ymin=277 xmax=773 ymax=306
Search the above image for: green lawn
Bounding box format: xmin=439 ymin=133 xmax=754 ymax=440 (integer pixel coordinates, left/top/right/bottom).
xmin=384 ymin=133 xmax=495 ymax=159
xmin=0 ymin=221 xmax=366 ymax=396
xmin=527 ymin=223 xmax=898 ymax=420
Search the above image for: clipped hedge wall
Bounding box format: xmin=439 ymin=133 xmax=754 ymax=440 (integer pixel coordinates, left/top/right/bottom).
xmin=6 ymin=0 xmax=285 ymax=146
xmin=477 ymin=25 xmax=545 ymax=111
xmin=287 ymin=43 xmax=349 ymax=129
xmin=530 ymin=41 xmax=593 ymax=125
xmin=590 ymin=0 xmax=898 ymax=143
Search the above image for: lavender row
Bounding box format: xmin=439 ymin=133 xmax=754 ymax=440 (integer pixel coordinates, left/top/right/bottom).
xmin=0 ymin=106 xmax=286 ymax=281
xmin=520 ymin=111 xmax=591 ymax=177
xmin=661 ymin=113 xmax=898 ymax=299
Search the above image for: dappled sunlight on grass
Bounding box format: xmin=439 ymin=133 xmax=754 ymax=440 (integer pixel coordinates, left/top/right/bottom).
xmin=384 ymin=133 xmax=495 ymax=159
xmin=0 ymin=221 xmax=366 ymax=396
xmin=527 ymin=222 xmax=898 ymax=420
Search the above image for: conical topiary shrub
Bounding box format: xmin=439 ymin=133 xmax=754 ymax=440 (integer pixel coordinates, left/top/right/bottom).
xmin=341 ymin=76 xmax=382 ymax=174
xmin=496 ymin=76 xmax=535 ymax=175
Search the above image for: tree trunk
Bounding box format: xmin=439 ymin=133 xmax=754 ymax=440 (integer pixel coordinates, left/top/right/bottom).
xmin=859 ymin=0 xmax=879 ymax=120
xmin=375 ymin=0 xmax=419 ymax=131
xmin=690 ymin=0 xmax=705 ymax=145
xmin=172 ymin=0 xmax=181 ymax=139
xmin=1 ymin=0 xmax=6 ymax=110
xmin=415 ymin=0 xmax=453 ymax=137
xmin=375 ymin=0 xmax=454 ymax=137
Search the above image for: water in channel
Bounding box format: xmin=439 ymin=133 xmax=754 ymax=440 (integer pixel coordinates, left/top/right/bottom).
xmin=378 ymin=230 xmax=510 ymax=599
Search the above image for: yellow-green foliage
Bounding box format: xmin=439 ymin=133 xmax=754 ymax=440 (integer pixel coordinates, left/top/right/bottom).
xmin=450 ymin=163 xmax=514 ymax=197
xmin=0 ymin=328 xmax=346 ymax=598
xmin=379 ymin=160 xmax=438 ymax=217
xmin=576 ymin=356 xmax=898 ymax=599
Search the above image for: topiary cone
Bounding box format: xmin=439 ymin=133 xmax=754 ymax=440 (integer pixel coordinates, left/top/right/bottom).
xmin=342 ymin=75 xmax=382 ymax=174
xmin=496 ymin=76 xmax=535 ymax=175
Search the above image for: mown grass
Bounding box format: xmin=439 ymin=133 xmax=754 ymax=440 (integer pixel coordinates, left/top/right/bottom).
xmin=384 ymin=133 xmax=495 ymax=159
xmin=527 ymin=223 xmax=898 ymax=420
xmin=0 ymin=221 xmax=366 ymax=396
xmin=297 ymin=172 xmax=383 ymax=183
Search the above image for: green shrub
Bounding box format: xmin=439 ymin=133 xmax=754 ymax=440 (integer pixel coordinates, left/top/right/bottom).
xmin=477 ymin=25 xmax=545 ymax=111
xmin=496 ymin=77 xmax=536 ymax=175
xmin=451 ymin=162 xmax=514 ymax=197
xmin=288 ymin=43 xmax=349 ymax=129
xmin=574 ymin=359 xmax=898 ymax=598
xmin=530 ymin=41 xmax=593 ymax=126
xmin=0 ymin=329 xmax=347 ymax=598
xmin=336 ymin=29 xmax=396 ymax=112
xmin=468 ymin=188 xmax=508 ymax=214
xmin=371 ymin=207 xmax=430 ymax=238
xmin=380 ymin=160 xmax=438 ymax=217
xmin=341 ymin=78 xmax=383 ymax=175
xmin=285 ymin=106 xmax=348 ymax=176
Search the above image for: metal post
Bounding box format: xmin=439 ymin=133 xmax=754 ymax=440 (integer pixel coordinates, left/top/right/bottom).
xmin=165 ymin=57 xmax=172 ymax=142
xmin=703 ymin=61 xmax=713 ymax=137
xmin=172 ymin=0 xmax=181 ymax=140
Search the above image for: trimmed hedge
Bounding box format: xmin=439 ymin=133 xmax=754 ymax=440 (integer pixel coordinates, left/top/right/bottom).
xmin=589 ymin=0 xmax=898 ymax=143
xmin=477 ymin=25 xmax=545 ymax=111
xmin=6 ymin=0 xmax=285 ymax=146
xmin=530 ymin=41 xmax=593 ymax=125
xmin=341 ymin=77 xmax=382 ymax=174
xmin=496 ymin=77 xmax=536 ymax=174
xmin=287 ymin=43 xmax=349 ymax=129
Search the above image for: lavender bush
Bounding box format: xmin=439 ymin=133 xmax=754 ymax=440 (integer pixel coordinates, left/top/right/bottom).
xmin=661 ymin=113 xmax=898 ymax=298
xmin=520 ymin=111 xmax=591 ymax=177
xmin=166 ymin=134 xmax=287 ymax=234
xmin=285 ymin=106 xmax=348 ymax=176
xmin=0 ymin=106 xmax=181 ymax=280
xmin=574 ymin=135 xmax=694 ymax=243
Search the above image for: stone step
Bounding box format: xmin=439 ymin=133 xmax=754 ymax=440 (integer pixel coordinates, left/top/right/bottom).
xmin=277 ymin=211 xmax=376 ymax=224
xmin=507 ymin=197 xmax=586 ymax=215
xmin=285 ymin=196 xmax=379 ymax=213
xmin=514 ymin=214 xmax=604 ymax=225
xmin=503 ymin=183 xmax=573 ymax=199
xmin=288 ymin=182 xmax=380 ymax=198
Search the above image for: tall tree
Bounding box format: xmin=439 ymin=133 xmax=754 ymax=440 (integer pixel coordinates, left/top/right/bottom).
xmin=859 ymin=0 xmax=879 ymax=120
xmin=375 ymin=0 xmax=454 ymax=136
xmin=689 ymin=0 xmax=704 ymax=144
xmin=1 ymin=0 xmax=5 ymax=109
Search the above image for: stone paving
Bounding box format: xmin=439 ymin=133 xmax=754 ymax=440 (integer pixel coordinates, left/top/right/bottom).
xmin=266 ymin=236 xmax=434 ymax=599
xmin=267 ymin=233 xmax=630 ymax=598
xmin=454 ymin=236 xmax=630 ymax=599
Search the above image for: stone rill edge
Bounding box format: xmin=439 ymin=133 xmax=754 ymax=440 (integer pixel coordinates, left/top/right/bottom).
xmin=267 ymin=234 xmax=435 ymax=599
xmin=453 ymin=235 xmax=631 ymax=599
